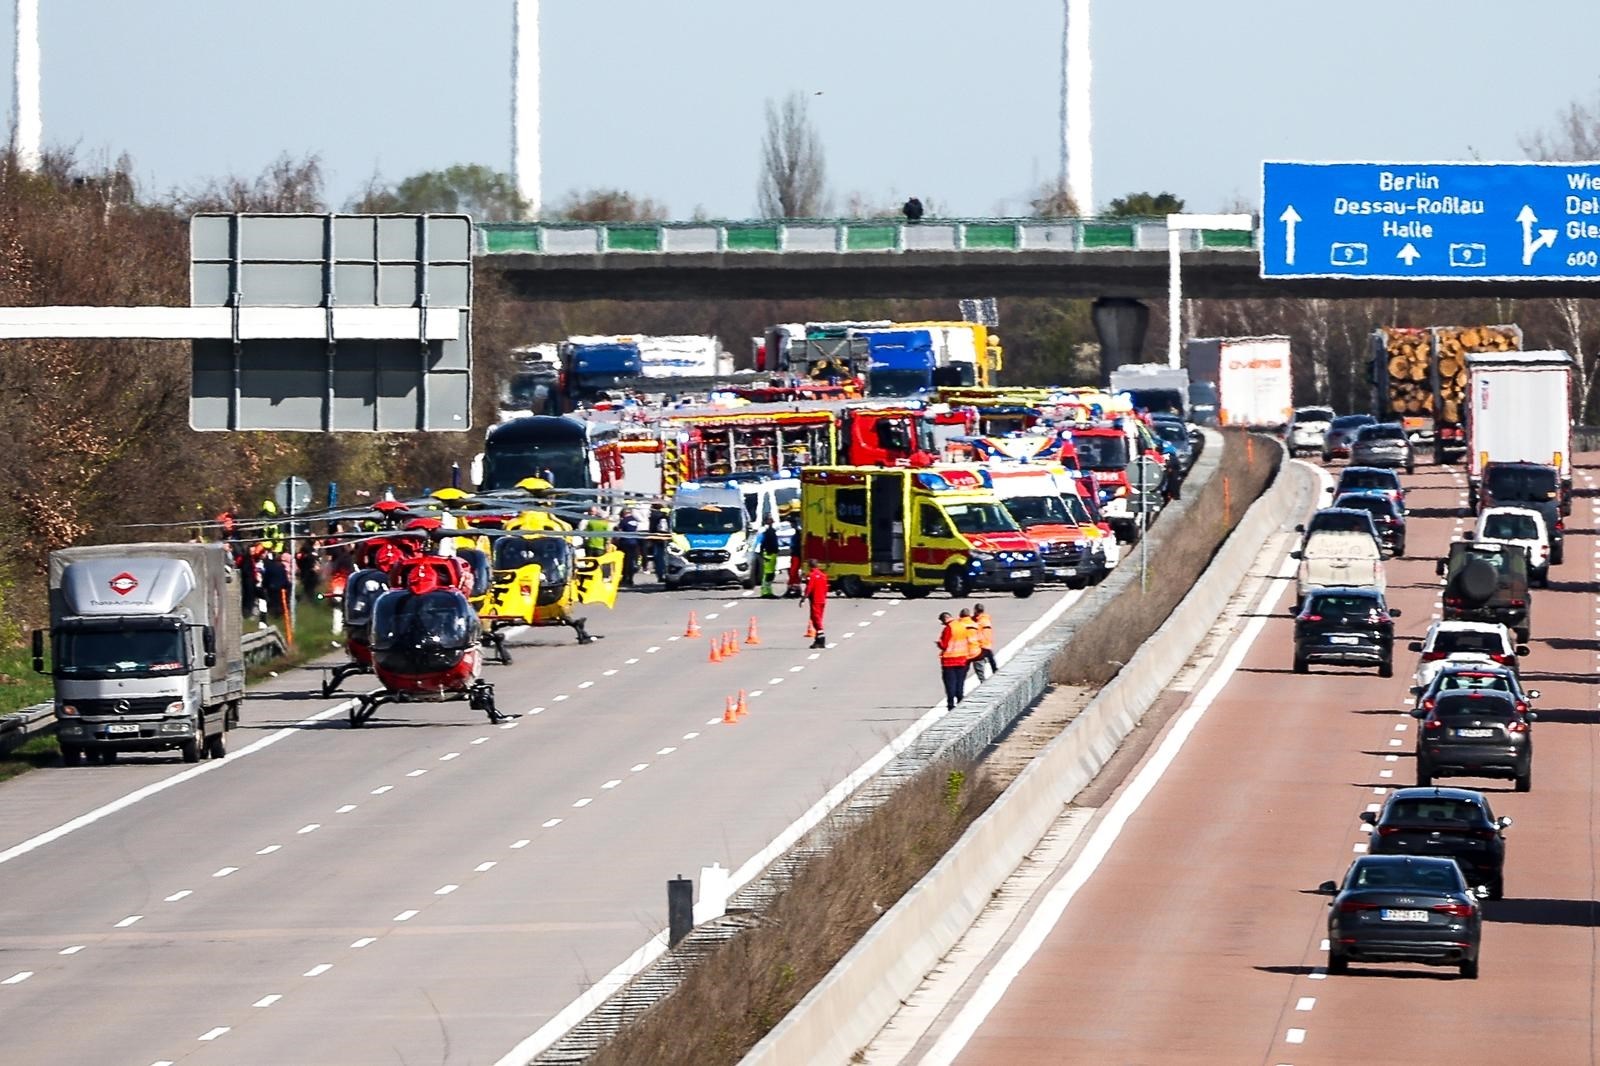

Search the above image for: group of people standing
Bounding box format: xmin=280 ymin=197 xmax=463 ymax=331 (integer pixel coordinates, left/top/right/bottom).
xmin=936 ymin=605 xmax=998 ymax=711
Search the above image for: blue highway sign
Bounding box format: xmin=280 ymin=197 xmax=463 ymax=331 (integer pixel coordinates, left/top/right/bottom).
xmin=1261 ymin=161 xmax=1600 ymax=280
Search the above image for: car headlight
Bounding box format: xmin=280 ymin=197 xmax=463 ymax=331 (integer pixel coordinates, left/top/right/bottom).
xmin=59 ymin=704 xmax=78 ymax=717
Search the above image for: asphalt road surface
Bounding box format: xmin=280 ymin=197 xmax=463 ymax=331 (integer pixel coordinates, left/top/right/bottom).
xmin=927 ymin=456 xmax=1600 ymax=1065
xmin=0 ymin=570 xmax=1083 ymax=1065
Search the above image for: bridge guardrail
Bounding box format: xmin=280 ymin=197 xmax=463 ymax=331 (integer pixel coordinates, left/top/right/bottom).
xmin=477 ymin=217 xmax=1259 ymax=257
xmin=0 ymin=627 xmax=288 ymax=757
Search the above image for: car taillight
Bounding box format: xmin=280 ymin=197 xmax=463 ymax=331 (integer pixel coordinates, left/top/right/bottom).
xmin=1433 ymin=902 xmax=1475 ymax=918
xmin=1299 ymin=614 xmax=1323 ymax=622
xmin=1489 ymin=653 xmax=1510 ymax=664
xmin=1509 ymin=599 xmax=1526 ymax=608
xmin=1376 ymin=825 xmax=1403 ymax=836
xmin=1424 ymin=718 xmax=1442 ymax=731
xmin=1508 ymin=719 xmax=1530 ymax=734
xmin=1556 ymin=519 xmax=1565 ymax=530
xmin=1421 ymin=651 xmax=1446 ymax=661
xmin=1339 ymin=901 xmax=1382 ymax=913
xmin=1376 ymin=614 xmax=1392 ymax=624
xmin=1515 ymin=700 xmax=1528 ymax=713
xmin=1444 ymin=597 xmax=1463 ymax=607
xmin=1421 ymin=698 xmax=1436 ymax=711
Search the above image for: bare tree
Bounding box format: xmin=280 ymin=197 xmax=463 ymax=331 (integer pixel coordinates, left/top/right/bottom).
xmin=758 ymin=92 xmax=827 ymax=219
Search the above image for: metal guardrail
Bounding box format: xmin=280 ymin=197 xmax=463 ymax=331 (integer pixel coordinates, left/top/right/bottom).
xmin=0 ymin=627 xmax=289 ymax=756
xmin=477 ymin=216 xmax=1259 ymax=257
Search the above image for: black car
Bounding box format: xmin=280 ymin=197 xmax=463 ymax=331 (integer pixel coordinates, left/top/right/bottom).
xmin=1323 ymin=413 xmax=1377 ymax=461
xmin=1478 ymin=461 xmax=1567 ymax=561
xmin=1297 ymin=507 xmax=1384 ymax=554
xmin=1149 ymin=416 xmax=1196 ymax=470
xmin=1293 ymin=587 xmax=1399 ymax=677
xmin=1362 ymin=787 xmax=1512 ymax=900
xmin=1413 ymin=690 xmax=1534 ymax=792
xmin=1333 ymin=491 xmax=1406 ymax=557
xmin=1436 ymin=540 xmax=1532 ymax=643
xmin=1320 ymin=855 xmax=1482 ymax=978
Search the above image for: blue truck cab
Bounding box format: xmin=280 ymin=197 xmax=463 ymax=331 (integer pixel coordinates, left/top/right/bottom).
xmin=863 ymin=329 xmax=936 ymax=398
xmin=558 ymin=341 xmax=643 ymax=408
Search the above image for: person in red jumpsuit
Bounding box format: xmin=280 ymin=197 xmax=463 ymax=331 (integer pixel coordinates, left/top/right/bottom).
xmin=801 ymin=560 xmax=829 ymax=649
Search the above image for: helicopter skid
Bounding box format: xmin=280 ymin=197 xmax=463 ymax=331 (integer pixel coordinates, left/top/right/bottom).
xmin=350 ymin=679 xmax=513 ymax=727
xmin=322 ymin=660 xmax=372 ymax=699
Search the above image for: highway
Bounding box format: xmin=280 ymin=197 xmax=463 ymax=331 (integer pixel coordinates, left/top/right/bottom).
xmin=0 ymin=573 xmax=1082 ymax=1065
xmin=904 ymin=457 xmax=1600 ymax=1065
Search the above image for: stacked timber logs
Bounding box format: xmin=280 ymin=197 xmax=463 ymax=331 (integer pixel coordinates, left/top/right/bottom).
xmin=1376 ymin=324 xmax=1522 ymax=422
xmin=1381 ymin=328 xmax=1432 ymax=418
xmin=1433 ymin=325 xmax=1519 ymax=426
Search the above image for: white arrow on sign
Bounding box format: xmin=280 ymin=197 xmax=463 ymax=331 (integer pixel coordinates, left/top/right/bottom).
xmin=1517 ymin=204 xmax=1557 ymax=266
xmin=1279 ymin=205 xmax=1302 ymax=265
xmin=1397 ymin=242 xmax=1421 ymax=266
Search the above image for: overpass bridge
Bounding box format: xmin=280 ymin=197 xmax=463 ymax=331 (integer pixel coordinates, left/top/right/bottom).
xmin=476 ymin=216 xmax=1600 ymax=301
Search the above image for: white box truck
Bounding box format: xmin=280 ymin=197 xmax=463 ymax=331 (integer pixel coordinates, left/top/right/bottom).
xmin=1185 ymin=336 xmax=1294 ymax=428
xmin=1108 ymin=364 xmax=1191 ymax=419
xmin=1464 ymin=350 xmax=1573 ymax=504
xmin=36 ymin=543 xmax=244 ymax=765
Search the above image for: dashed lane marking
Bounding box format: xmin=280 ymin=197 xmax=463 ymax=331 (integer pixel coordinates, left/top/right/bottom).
xmin=370 ymin=786 xmax=393 ymax=796
xmin=336 ymin=804 xmax=357 ymax=813
xmin=573 ymin=798 xmax=593 ymax=808
xmin=115 ymin=915 xmax=142 ymax=928
xmin=257 ymin=844 xmax=282 ymax=854
xmin=393 ymin=911 xmax=418 ymax=922
xmin=212 ymin=867 xmax=238 ymax=878
xmin=351 ymin=938 xmax=376 ymax=948
xmin=439 ymin=753 xmax=460 ymax=762
xmin=476 ymin=861 xmax=498 ymax=872
xmin=683 ymin=732 xmax=700 ymax=740
xmin=1286 ymin=1028 xmax=1306 ymax=1045
xmin=406 ymin=769 xmax=428 ymax=777
xmin=1379 ymin=769 xmax=1394 ymax=778
xmin=165 ymin=890 xmax=192 ymax=902
xmin=198 ymin=1027 xmax=230 ymax=1042
xmin=646 ymin=646 xmax=661 ymax=653
xmin=553 ymin=695 xmax=569 ymax=703
xmin=1296 ymin=997 xmax=1316 ymax=1011
xmin=630 ymin=763 xmax=648 ymax=772
xmin=2 ymin=971 xmax=32 ymax=985
xmin=657 ymin=746 xmax=677 ymax=755
xmin=578 ymin=681 xmax=594 ymax=689
xmin=304 ymin=964 xmax=332 ymax=977
xmin=59 ymin=946 xmax=84 ymax=955
xmin=601 ymin=779 xmax=621 ymax=790
xmin=511 ymin=839 xmax=531 ymax=849
xmin=625 ymin=658 xmax=640 ymax=665
xmin=298 ymin=824 xmax=321 ymax=834
xmin=603 ymin=669 xmax=617 ymax=677
xmin=253 ymin=995 xmax=281 ymax=1008
xmin=435 ymin=885 xmax=458 ymax=896
xmin=542 ymin=819 xmax=563 ymax=828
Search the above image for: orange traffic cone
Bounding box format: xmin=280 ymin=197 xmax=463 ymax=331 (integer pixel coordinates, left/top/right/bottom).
xmin=805 ymin=620 xmax=816 ymax=640
xmin=745 ymin=617 xmax=762 ymax=645
xmin=723 ymin=631 xmax=739 ymax=657
xmin=736 ymin=689 xmax=749 ymax=718
xmin=685 ymin=611 xmax=701 ymax=638
xmin=709 ymin=638 xmax=723 ymax=664
xmin=723 ymin=695 xmax=739 ymax=724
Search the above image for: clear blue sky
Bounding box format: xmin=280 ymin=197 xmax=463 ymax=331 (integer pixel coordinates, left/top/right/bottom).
xmin=10 ymin=1 xmax=1600 ymax=217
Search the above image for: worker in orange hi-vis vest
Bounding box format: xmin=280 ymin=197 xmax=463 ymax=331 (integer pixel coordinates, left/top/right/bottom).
xmin=969 ymin=602 xmax=998 ymax=680
xmin=937 ymin=611 xmax=971 ymax=711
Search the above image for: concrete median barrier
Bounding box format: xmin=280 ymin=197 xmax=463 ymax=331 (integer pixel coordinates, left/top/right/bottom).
xmin=741 ymin=449 xmax=1319 ymax=1066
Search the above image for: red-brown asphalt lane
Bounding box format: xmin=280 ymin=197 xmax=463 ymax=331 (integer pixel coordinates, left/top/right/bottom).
xmin=951 ymin=458 xmax=1600 ymax=1066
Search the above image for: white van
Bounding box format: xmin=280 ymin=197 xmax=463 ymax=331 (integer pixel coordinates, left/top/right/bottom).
xmin=1293 ymin=529 xmax=1385 ymax=609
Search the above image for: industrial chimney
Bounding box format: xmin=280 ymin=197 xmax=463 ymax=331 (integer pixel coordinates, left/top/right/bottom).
xmin=13 ymin=0 xmax=40 ymax=171
xmin=1060 ymin=0 xmax=1091 ymax=214
xmin=511 ymin=0 xmax=541 ymax=217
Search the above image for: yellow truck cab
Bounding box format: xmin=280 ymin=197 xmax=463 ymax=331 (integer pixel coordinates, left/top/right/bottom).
xmin=799 ymin=466 xmax=1040 ymax=599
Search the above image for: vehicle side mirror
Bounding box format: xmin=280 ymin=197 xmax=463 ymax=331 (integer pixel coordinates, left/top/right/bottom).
xmin=30 ymin=628 xmax=44 ymax=674
xmin=1516 ymin=645 xmax=1530 ymax=657
xmin=1473 ymin=884 xmax=1491 ymax=900
xmin=203 ymin=626 xmax=217 ymax=654
xmin=1359 ymin=811 xmax=1377 ymax=825
xmin=1317 ymin=880 xmax=1338 ymax=896
xmin=1527 ymin=689 xmax=1541 ymax=700
xmin=1409 ymin=707 xmax=1427 ymax=719
xmin=1408 ymin=641 xmax=1423 ymax=652
xmin=1435 ymin=560 xmax=1447 ymax=576
xmin=1526 ymin=711 xmax=1538 ymax=722
xmin=1289 ymin=550 xmax=1303 ymax=560
xmin=1389 ymin=607 xmax=1402 ymax=617
xmin=1294 ymin=523 xmax=1306 ymax=533
xmin=1497 ymin=816 xmax=1514 ymax=830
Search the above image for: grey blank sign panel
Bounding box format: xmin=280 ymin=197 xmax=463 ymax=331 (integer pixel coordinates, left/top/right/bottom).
xmin=188 ymin=213 xmax=472 ymax=432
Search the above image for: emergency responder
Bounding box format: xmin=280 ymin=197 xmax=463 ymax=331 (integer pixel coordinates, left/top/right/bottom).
xmin=1163 ymin=447 xmax=1185 ymax=502
xmin=582 ymin=508 xmax=612 ymax=558
xmin=970 ymin=602 xmax=998 ymax=679
xmin=757 ymin=516 xmax=781 ymax=598
xmin=258 ymin=499 xmax=284 ymax=553
xmin=616 ymin=508 xmax=641 ymax=587
xmin=936 ymin=611 xmax=970 ymax=710
xmin=801 ymin=559 xmax=828 ymax=649
xmin=785 ymin=550 xmax=804 ymax=598
xmin=261 ymin=549 xmax=292 ymax=618
xmin=648 ymin=503 xmax=670 ymax=579
xmin=956 ymin=607 xmax=982 ymax=679
xmin=296 ymin=541 xmax=322 ymax=600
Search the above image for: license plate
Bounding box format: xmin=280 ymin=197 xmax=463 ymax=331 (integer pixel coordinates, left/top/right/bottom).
xmin=1329 ymin=635 xmax=1360 ymax=645
xmin=1381 ymin=909 xmax=1429 ymax=922
xmin=1013 ymin=570 xmax=1034 ymax=578
xmin=1456 ymin=728 xmax=1495 ymax=738
xmin=105 ymin=723 xmax=139 ymax=734
xmin=1047 ymin=567 xmax=1076 ymax=577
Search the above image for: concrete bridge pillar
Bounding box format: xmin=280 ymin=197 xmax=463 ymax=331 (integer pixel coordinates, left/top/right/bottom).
xmin=1091 ymin=297 xmax=1149 ymax=384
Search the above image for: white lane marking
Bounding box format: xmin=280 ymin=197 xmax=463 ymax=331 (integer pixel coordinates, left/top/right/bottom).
xmin=371 ymin=786 xmax=394 ymax=795
xmin=1 ymin=971 xmax=32 ymax=984
xmin=860 ymin=620 xmax=873 ymax=627
xmin=257 ymin=844 xmax=282 ymax=854
xmin=1379 ymin=769 xmax=1394 ymax=778
xmin=1308 ymin=970 xmax=1327 ymax=981
xmin=789 ymin=665 xmax=804 ymax=673
xmin=0 ymin=699 xmax=351 ymax=867
xmin=668 ymin=635 xmax=681 ymax=642
xmin=843 ymin=632 xmax=856 ymax=639
xmin=750 ymin=690 xmax=764 ymax=698
xmin=1287 ymin=1028 xmax=1306 ymax=1045
xmin=1320 ymin=938 xmax=1330 ymax=950
xmin=115 ymin=915 xmax=142 ymax=928
xmin=511 ymin=839 xmax=531 ymax=849
xmin=198 ymin=1027 xmax=230 ymax=1041
xmin=298 ymin=824 xmax=321 ymax=834
xmin=630 ymin=763 xmax=648 ymax=773
xmin=435 ymin=884 xmax=459 ymax=896
xmin=59 ymin=945 xmax=84 ymax=955
xmin=601 ymin=779 xmax=621 ymax=790
xmin=440 ymin=753 xmax=460 ymax=762
xmin=1388 ymin=739 xmax=1402 ymax=747
xmin=1394 ymin=723 xmax=1407 ymax=731
xmin=553 ymin=695 xmax=569 ymax=703
xmin=542 ymin=819 xmax=562 ymax=828
xmin=1297 ymin=997 xmax=1316 ymax=1011
xmin=497 ymin=580 xmax=1093 ymax=1066
xmin=625 ymin=658 xmax=640 ymax=665
xmin=1373 ymin=787 xmax=1386 ymax=795
xmin=1384 ymin=754 xmax=1399 ymax=761
xmin=304 ymin=964 xmax=332 ymax=977
xmin=770 ymin=677 xmax=785 ymax=685
xmin=572 ymin=798 xmax=593 ymax=808
xmin=579 ymin=681 xmax=594 ymax=689
xmin=165 ymin=890 xmax=192 ymax=902
xmin=602 ymin=669 xmax=618 ymax=677
xmin=393 ymin=910 xmax=418 ymax=922
xmin=336 ymin=804 xmax=358 ymax=813
xmin=406 ymin=769 xmax=428 ymax=777
xmin=706 ymin=613 xmax=720 ymax=620
xmin=873 ymin=609 xmax=886 ymax=617
xmin=1366 ymin=803 xmax=1381 ymax=812
xmin=529 ymin=707 xmax=545 ymax=715
xmin=723 ymin=602 xmax=737 ymax=608
xmin=705 ymin=717 xmax=722 ymax=725
xmin=253 ymin=995 xmax=282 ymax=1008
xmin=683 ymin=732 xmax=700 ymax=741
xmin=917 ymin=552 xmax=1292 ymax=1066
xmin=472 ymin=737 xmax=490 ymax=745
xmin=212 ymin=867 xmax=238 ymax=878
xmin=1353 ymin=843 xmax=1369 ymax=853
xmin=152 ymin=1061 xmax=175 ymax=1066
xmin=500 ymin=721 xmax=519 ymax=729
xmin=808 ymin=653 xmax=820 ymax=660
xmin=351 ymin=937 xmax=376 ymax=948
xmin=657 ymin=747 xmax=677 ymax=755
xmin=476 ymin=861 xmax=498 ymax=872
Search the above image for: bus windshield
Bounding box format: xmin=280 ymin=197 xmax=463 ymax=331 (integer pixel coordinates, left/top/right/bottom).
xmin=482 ymin=445 xmax=588 ymax=491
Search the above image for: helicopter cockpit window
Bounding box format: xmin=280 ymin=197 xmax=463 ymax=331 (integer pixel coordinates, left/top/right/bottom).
xmin=493 ymin=535 xmax=570 ymax=585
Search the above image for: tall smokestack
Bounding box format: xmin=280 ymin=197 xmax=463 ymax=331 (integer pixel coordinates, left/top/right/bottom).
xmin=511 ymin=0 xmax=540 ymax=218
xmin=13 ymin=0 xmax=40 ymax=171
xmin=1060 ymin=0 xmax=1091 ymax=214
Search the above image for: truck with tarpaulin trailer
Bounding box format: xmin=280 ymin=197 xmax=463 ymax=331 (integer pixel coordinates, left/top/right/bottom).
xmin=1185 ymin=336 xmax=1294 ymax=429
xmin=1371 ymin=324 xmax=1522 ymax=463
xmin=799 ymin=466 xmax=1039 ymax=599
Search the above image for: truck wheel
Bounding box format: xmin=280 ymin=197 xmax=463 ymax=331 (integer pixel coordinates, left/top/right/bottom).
xmin=180 ymin=724 xmax=203 ymax=763
xmin=1293 ymin=653 xmax=1309 ymax=675
xmin=1379 ymin=659 xmax=1394 ymax=679
xmin=205 ymin=728 xmax=227 ymax=760
xmin=226 ymin=702 xmax=240 ymax=728
xmin=945 ymin=567 xmax=971 ymax=598
xmin=1012 ymin=586 xmax=1034 ymax=599
xmin=59 ymin=744 xmax=82 ymax=767
xmin=902 ymin=585 xmax=932 ymax=599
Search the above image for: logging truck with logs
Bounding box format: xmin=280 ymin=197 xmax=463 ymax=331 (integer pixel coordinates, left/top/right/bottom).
xmin=1370 ymin=324 xmax=1522 ymax=465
